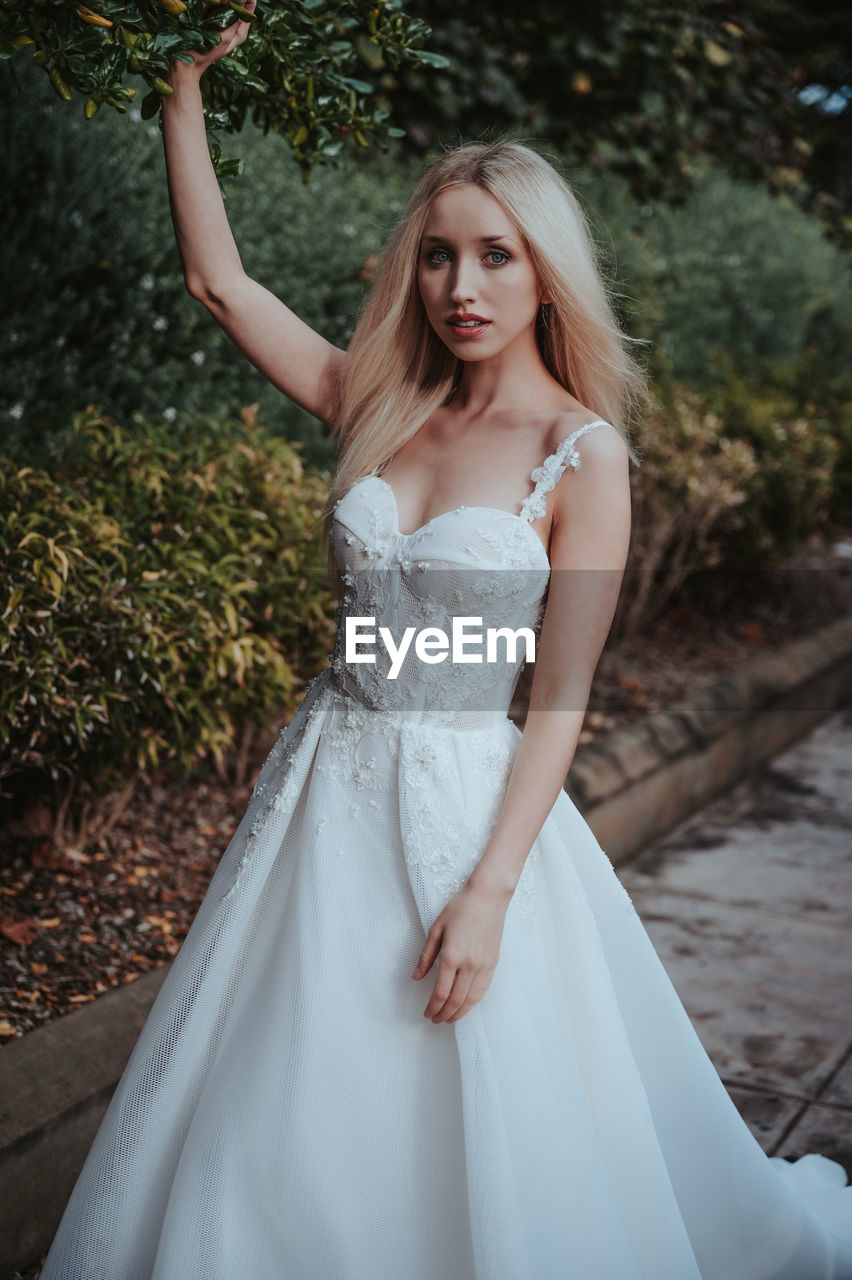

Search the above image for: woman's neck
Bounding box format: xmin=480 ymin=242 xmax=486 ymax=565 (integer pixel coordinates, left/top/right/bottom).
xmin=449 ymin=332 xmax=569 ymax=419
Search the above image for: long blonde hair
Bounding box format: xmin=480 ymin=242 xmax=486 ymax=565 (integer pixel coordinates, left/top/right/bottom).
xmin=324 ymin=140 xmax=650 ymax=570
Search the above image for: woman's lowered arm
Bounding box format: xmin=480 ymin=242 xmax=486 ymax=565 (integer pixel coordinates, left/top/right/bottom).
xmin=467 ymin=425 xmax=632 ymax=904
xmin=162 ymin=3 xmax=344 ymax=424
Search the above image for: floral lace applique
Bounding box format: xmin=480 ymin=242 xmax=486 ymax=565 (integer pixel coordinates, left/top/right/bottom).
xmin=221 ymin=669 xmax=334 ymax=902
xmin=313 ymin=686 xmax=401 ymax=790
xmin=476 ymin=521 xmax=549 ymax=570
xmin=396 ymin=720 xmax=545 ymax=940
xmin=399 ymin=723 xmax=481 ymax=901
xmin=519 ymin=420 xmax=609 ymax=525
xmin=463 ymin=727 xmax=511 ymax=778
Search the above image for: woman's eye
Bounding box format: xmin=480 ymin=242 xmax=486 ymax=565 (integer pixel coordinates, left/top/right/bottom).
xmin=423 ymin=247 xmax=510 ymax=266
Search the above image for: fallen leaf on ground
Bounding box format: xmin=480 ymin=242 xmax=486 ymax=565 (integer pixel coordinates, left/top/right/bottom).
xmin=1 ymin=918 xmax=39 ymax=946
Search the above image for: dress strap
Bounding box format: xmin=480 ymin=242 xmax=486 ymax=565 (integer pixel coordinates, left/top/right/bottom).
xmin=519 ymin=419 xmax=611 ymax=523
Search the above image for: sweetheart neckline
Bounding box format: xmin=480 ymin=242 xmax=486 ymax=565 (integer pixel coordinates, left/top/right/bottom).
xmin=364 ymin=475 xmax=553 ymax=565
xmin=365 ymin=417 xmax=611 ymax=551
xmin=338 ymin=418 xmax=613 ymax=567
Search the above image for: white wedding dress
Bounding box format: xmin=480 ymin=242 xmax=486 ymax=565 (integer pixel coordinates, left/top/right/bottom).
xmin=40 ymin=419 xmax=852 ymax=1279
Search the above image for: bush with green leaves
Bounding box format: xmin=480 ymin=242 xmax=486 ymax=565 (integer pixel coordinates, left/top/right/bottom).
xmin=616 ymin=376 xmax=842 ymax=634
xmin=625 ymin=168 xmax=852 ymax=384
xmin=391 ymin=1 xmax=852 ymax=246
xmin=588 ymin=167 xmax=852 ymax=526
xmin=616 ymin=383 xmax=760 ymax=633
xmin=0 ymin=407 xmax=337 ymax=811
xmin=701 ymin=369 xmax=843 ymax=557
xmin=0 ymin=59 xmax=415 ymax=466
xmin=5 ymin=48 xmax=852 ymax=495
xmin=0 ymin=0 xmax=445 ymax=178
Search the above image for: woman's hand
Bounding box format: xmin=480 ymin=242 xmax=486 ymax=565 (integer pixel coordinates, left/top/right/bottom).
xmin=413 ymin=879 xmax=511 ymax=1023
xmin=168 ymin=0 xmax=257 ymax=83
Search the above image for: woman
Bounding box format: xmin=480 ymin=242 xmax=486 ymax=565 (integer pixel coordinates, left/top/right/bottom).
xmin=40 ymin=5 xmax=852 ymax=1278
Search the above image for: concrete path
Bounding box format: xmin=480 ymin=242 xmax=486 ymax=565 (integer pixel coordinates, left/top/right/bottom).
xmin=619 ymin=701 xmax=852 ymax=1175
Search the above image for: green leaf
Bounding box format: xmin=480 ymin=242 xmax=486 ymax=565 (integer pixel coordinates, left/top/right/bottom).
xmin=412 ymin=50 xmax=450 ymax=69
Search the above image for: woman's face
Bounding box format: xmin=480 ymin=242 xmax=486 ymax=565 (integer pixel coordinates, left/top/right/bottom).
xmin=417 ymin=183 xmax=544 ymax=362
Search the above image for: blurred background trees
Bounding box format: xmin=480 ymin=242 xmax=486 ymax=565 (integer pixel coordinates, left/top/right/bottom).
xmin=392 ymin=0 xmax=852 ymax=244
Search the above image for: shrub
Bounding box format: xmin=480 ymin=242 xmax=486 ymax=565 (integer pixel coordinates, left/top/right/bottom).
xmin=616 ymin=385 xmax=759 ymax=634
xmin=0 ymin=407 xmax=337 ymax=811
xmin=0 ymin=61 xmax=414 ymax=465
xmin=632 ymin=167 xmax=852 ymax=384
xmin=617 ymin=376 xmax=841 ymax=633
xmin=0 ymin=0 xmax=440 ymax=177
xmin=702 ymin=369 xmax=840 ymax=556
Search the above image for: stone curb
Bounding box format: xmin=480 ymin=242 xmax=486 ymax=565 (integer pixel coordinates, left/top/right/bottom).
xmin=4 ymin=611 xmax=852 ymax=1276
xmin=567 ymin=613 xmax=852 ymax=862
xmin=0 ymin=965 xmax=170 ymax=1277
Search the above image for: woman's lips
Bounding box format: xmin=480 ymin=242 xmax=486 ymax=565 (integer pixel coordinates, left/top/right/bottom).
xmin=447 ymin=317 xmax=491 ymax=338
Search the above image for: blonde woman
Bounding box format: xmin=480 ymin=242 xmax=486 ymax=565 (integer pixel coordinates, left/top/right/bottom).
xmin=40 ymin=5 xmax=852 ymax=1279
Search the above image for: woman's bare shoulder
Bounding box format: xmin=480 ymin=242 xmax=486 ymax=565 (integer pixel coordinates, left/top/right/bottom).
xmin=541 ymin=407 xmax=627 ymax=466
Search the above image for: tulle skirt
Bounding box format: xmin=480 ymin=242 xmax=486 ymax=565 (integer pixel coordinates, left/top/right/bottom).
xmin=40 ymin=670 xmax=852 ymax=1278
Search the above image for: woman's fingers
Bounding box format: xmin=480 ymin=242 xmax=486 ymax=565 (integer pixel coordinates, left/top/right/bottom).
xmin=423 ymin=963 xmax=492 ymax=1023
xmin=415 ymin=886 xmax=505 ymax=1022
xmin=413 ymin=926 xmax=441 ymax=980
xmin=233 ymin=0 xmax=255 ymax=39
xmin=423 ymin=956 xmax=459 ymax=1020
xmin=429 ymin=968 xmax=465 ymax=1021
xmin=200 ymin=0 xmax=256 ymax=57
xmin=443 ymin=969 xmax=476 ymax=1022
xmin=427 ymin=963 xmax=479 ymax=1022
xmin=451 ymin=970 xmax=492 ymax=1022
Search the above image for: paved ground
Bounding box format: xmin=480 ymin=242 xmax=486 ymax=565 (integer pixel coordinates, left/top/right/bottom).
xmin=619 ymin=701 xmax=852 ymax=1175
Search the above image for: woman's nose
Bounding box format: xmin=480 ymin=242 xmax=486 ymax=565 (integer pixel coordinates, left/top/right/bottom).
xmin=449 ymin=258 xmax=477 ymax=305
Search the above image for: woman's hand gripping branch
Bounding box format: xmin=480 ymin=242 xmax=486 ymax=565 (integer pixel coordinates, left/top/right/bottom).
xmin=169 ymin=0 xmax=257 ymax=81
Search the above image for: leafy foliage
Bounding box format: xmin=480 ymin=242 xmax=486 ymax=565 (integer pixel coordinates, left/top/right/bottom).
xmin=0 ymin=0 xmax=445 ymax=178
xmin=617 ymin=378 xmax=842 ymax=633
xmin=617 ymin=384 xmax=759 ymax=633
xmin=0 ymin=408 xmax=337 ymax=809
xmin=0 ymin=61 xmax=411 ymax=464
xmin=6 ymin=50 xmax=851 ymax=477
xmin=595 ymin=167 xmax=852 ymax=383
xmin=393 ymin=0 xmax=852 ymax=243
xmin=702 ymin=371 xmax=845 ymax=554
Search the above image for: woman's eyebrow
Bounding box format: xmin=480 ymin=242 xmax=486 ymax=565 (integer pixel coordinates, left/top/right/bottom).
xmin=421 ymin=233 xmax=515 ymax=244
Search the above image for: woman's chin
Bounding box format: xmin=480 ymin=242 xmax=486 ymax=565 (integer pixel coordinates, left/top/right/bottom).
xmin=440 ymin=335 xmax=500 ymax=362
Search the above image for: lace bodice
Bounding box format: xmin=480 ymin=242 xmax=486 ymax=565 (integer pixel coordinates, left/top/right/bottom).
xmin=329 ymin=419 xmax=611 ymax=722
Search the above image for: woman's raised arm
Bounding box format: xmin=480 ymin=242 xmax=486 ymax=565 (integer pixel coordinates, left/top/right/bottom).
xmin=162 ymin=3 xmax=345 ymax=425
